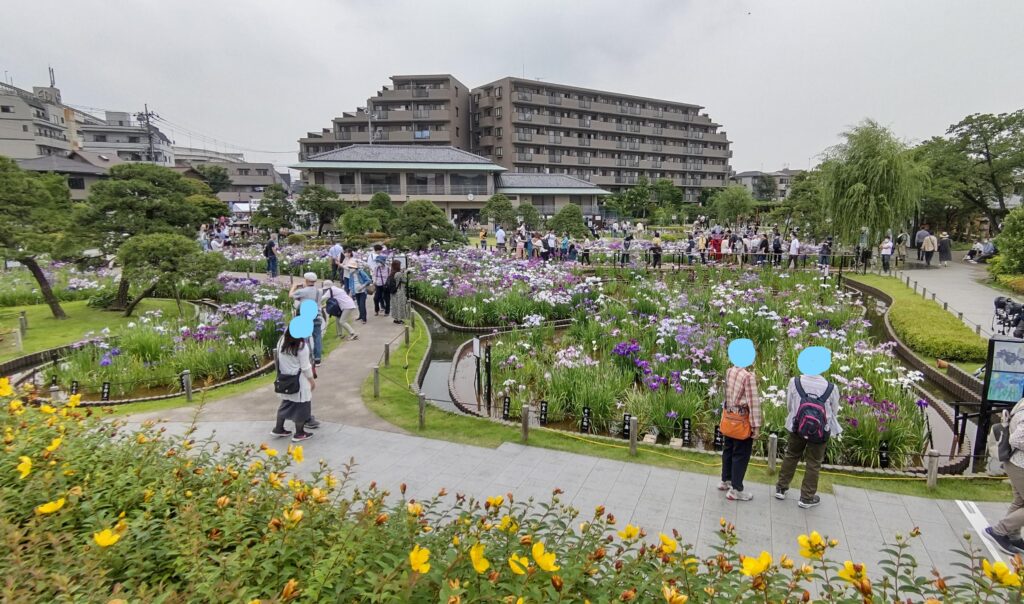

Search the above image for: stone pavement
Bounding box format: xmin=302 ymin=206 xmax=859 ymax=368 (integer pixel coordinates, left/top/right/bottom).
xmin=151 ymin=419 xmax=1014 ymax=573
xmin=894 ymin=252 xmax=1003 ymax=337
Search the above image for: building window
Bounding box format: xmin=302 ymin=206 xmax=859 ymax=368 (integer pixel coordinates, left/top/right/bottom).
xmin=455 ymin=107 xmax=459 ymax=117
xmin=67 ymin=177 xmax=85 ymax=190
xmin=495 ymin=86 xmax=503 ymax=98
xmin=238 ymin=169 xmax=250 ymax=176
xmin=256 ymin=169 xmax=269 ymax=176
xmin=495 ymin=107 xmax=502 ymax=118
xmin=128 ymin=136 xmax=139 ymax=143
xmin=0 ymin=105 xmax=13 ymax=113
xmin=22 ymin=125 xmax=28 ymax=132
xmin=456 ymin=127 xmax=460 ymax=137
xmin=94 ymin=135 xmax=107 ymax=142
xmin=496 ymin=147 xmax=503 ymax=158
xmin=495 ymin=127 xmax=503 ymax=137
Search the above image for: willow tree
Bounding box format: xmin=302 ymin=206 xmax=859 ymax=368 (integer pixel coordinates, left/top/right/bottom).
xmin=819 ymin=120 xmax=927 ymax=246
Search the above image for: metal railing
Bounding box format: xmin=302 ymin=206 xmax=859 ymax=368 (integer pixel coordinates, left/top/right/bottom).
xmin=413 ymin=131 xmax=431 ymax=140
xmin=578 ymin=118 xmax=592 ymax=128
xmin=516 ymin=113 xmax=533 ymax=122
xmin=547 ymin=95 xmax=562 ymax=105
xmin=577 ymin=155 xmax=591 ymax=164
xmin=449 ymin=184 xmax=488 ymax=195
xmin=516 ymin=153 xmax=533 ymax=161
xmin=516 ymin=132 xmax=533 ymax=141
xmin=578 ymin=138 xmax=591 ymax=146
xmin=405 ymin=185 xmax=446 ymax=195
xmin=412 ymin=89 xmax=430 ymax=97
xmin=548 ymin=154 xmax=562 ymax=163
xmin=548 ymin=115 xmax=562 ymax=124
xmin=517 ymin=91 xmax=533 ymax=101
xmin=413 ymin=110 xmax=431 ymax=119
xmin=361 ymin=184 xmax=401 ymax=194
xmin=547 ymin=136 xmax=562 ymax=144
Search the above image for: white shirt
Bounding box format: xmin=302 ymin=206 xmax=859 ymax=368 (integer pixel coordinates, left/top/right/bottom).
xmin=547 ymin=234 xmax=556 ymax=248
xmin=789 ymin=238 xmax=800 ymax=255
xmin=784 ymin=375 xmax=842 ymax=437
xmin=328 ymin=244 xmax=343 ymax=262
xmin=495 ymin=228 xmax=506 ymax=244
xmin=880 ymin=241 xmax=893 ymax=256
xmin=321 ymin=286 xmax=356 ymax=310
xmin=276 ymin=342 xmax=314 ymax=403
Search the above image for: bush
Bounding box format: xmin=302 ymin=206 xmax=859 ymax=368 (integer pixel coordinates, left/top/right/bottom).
xmin=86 ymin=287 xmax=119 ymax=309
xmin=850 ymin=275 xmax=987 ymax=362
xmin=285 ymin=233 xmax=307 ymax=245
xmin=995 ymin=274 xmax=1024 ymax=295
xmin=2 ymin=388 xmax=1019 ymax=602
xmin=995 ymin=206 xmax=1024 ymax=274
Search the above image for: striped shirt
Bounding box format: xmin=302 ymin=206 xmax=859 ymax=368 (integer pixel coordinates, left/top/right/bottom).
xmin=724 ymin=366 xmax=762 ymax=429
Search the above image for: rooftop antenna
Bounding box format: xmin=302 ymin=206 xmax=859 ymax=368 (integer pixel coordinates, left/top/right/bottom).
xmin=48 ymin=66 xmax=55 ymax=87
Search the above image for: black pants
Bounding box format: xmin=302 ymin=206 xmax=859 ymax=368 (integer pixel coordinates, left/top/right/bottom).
xmin=374 ymin=286 xmax=391 ymax=315
xmin=581 ymin=251 xmax=590 ymax=265
xmin=721 ymin=436 xmax=753 ymax=491
xmin=652 ymin=253 xmax=661 ymax=268
xmin=881 ymin=254 xmax=891 ymax=272
xmin=274 ymin=399 xmax=310 ymax=435
xmin=924 ymin=251 xmax=934 ymax=267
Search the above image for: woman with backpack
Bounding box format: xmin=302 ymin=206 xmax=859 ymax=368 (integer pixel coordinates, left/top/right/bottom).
xmin=389 ymin=259 xmax=410 ymax=325
xmin=271 ymin=329 xmax=316 ymax=442
xmin=985 ymin=397 xmax=1024 ymax=555
xmin=320 ymin=280 xmax=357 ymax=341
xmin=343 ymin=252 xmax=369 ymax=324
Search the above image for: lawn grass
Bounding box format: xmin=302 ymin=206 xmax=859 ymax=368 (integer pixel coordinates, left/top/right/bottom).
xmin=0 ymin=299 xmax=194 ymax=363
xmin=846 ymin=274 xmax=988 ymax=363
xmin=365 ymin=315 xmax=1011 ymax=502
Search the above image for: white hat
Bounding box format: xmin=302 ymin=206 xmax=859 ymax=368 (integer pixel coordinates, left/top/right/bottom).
xmin=323 ymin=280 xmax=334 ymax=288
xmin=303 ymin=272 xmax=317 ymax=281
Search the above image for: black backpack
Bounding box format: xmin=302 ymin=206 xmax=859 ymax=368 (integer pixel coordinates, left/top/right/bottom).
xmin=793 ymin=378 xmax=834 ymax=444
xmin=385 ymin=273 xmax=398 ymax=295
xmin=263 ymin=242 xmax=274 ymax=258
xmin=323 ymin=288 xmax=342 ymax=317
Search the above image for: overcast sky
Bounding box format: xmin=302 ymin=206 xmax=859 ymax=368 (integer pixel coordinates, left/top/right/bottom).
xmin=3 ymin=0 xmax=1022 ymax=175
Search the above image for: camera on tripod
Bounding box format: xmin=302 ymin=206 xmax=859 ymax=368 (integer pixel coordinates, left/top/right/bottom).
xmin=994 ymin=296 xmax=1024 ymax=338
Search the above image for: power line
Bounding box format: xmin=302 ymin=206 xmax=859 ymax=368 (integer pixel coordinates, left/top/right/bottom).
xmin=151 ymin=114 xmax=297 ymax=154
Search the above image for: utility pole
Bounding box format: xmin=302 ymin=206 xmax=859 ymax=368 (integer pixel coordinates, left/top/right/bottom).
xmin=137 ymin=104 xmax=157 ymax=163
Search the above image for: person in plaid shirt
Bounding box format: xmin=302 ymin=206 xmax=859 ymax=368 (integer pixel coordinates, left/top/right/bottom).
xmin=719 ymin=339 xmax=762 ymax=501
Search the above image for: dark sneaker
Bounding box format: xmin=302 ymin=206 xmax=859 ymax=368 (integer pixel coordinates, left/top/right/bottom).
xmin=291 ymin=432 xmax=314 ymax=442
xmin=774 ymin=486 xmax=787 ymax=500
xmin=305 ymin=421 xmax=321 ymax=430
xmin=986 ymin=527 xmax=1024 ymax=555
xmin=270 ymin=428 xmax=292 ymax=438
xmin=1010 ymin=535 xmax=1024 ymax=550
xmin=798 ymin=495 xmax=820 ymax=509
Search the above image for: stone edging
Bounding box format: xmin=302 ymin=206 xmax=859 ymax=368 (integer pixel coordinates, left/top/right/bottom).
xmin=410 ymin=299 xmax=574 ymax=334
xmin=412 ymin=311 xmax=432 ymax=391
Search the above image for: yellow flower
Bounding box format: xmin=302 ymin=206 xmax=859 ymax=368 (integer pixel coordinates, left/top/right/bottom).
xmin=8 ymin=399 xmax=23 ymax=413
xmin=618 ymin=524 xmax=640 ymax=541
xmin=288 ymin=445 xmax=303 ymax=463
xmin=45 ymin=437 xmax=62 ymax=452
xmin=837 ymin=561 xmax=868 ymax=585
xmin=407 ymin=502 xmax=423 ymax=517
xmin=659 ymin=532 xmax=678 ymax=555
xmin=67 ymin=394 xmax=81 ymax=408
xmin=93 ymin=528 xmax=121 ymax=547
xmin=35 ymin=497 xmax=66 ymax=515
xmin=324 ymin=473 xmax=338 ymax=489
xmin=409 ymin=544 xmax=430 ymax=574
xmin=780 ymin=554 xmax=794 ymax=569
xmin=264 ymin=448 xmax=278 ymax=457
xmin=283 ymin=508 xmax=304 ymax=524
xmin=531 ymin=541 xmax=560 ymax=572
xmin=740 ymin=551 xmax=772 ymax=577
xmin=509 ymin=553 xmax=530 ymax=575
xmin=39 ymin=404 xmax=56 ymax=414
xmin=499 ymin=514 xmax=519 ymax=534
xmin=0 ymin=377 xmax=12 ymax=396
xmin=486 ymin=495 xmax=504 ymax=508
xmin=16 ymin=456 xmax=31 ymax=479
xmin=452 ymin=535 xmax=460 ymax=546
xmin=470 ymin=542 xmax=490 ymax=574
xmin=661 ymin=584 xmax=689 ymax=604
xmin=797 ymin=531 xmax=825 ymax=559
xmin=982 ymin=558 xmax=1022 ymax=587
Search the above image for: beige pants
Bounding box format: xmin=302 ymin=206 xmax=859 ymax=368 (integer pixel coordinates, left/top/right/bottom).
xmin=995 ymin=461 xmax=1024 ymax=537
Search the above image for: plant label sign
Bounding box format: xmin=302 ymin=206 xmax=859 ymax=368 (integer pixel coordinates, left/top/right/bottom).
xmin=539 ymin=401 xmax=548 ymax=425
xmin=473 ymin=337 xmax=480 ymax=358
xmin=713 ymin=426 xmax=723 ymax=450
xmin=101 ymin=382 xmax=111 ymax=402
xmin=251 ymin=354 xmax=260 ymax=370
xmin=70 ymin=380 xmax=79 ymax=395
xmin=879 ymin=441 xmax=890 ymax=468
xmin=682 ymin=417 xmax=692 ymax=447
xmin=622 ymin=413 xmax=632 ymax=440
xmin=50 ymin=374 xmax=58 ymax=387
xmin=502 ymin=396 xmax=511 ymax=421
xmin=227 ymin=364 xmax=238 ymax=379
xmin=580 ymin=406 xmax=592 ymax=434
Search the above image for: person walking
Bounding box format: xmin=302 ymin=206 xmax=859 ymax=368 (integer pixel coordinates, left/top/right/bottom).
xmin=895 ymin=231 xmax=909 ymax=267
xmin=938 ymin=232 xmax=952 ymax=267
xmin=915 ymin=225 xmax=930 ymax=261
xmin=984 ymin=398 xmax=1024 ymax=555
xmin=328 ymin=240 xmax=344 ymax=280
xmin=271 ymin=329 xmax=316 ymax=442
xmin=290 ymin=272 xmax=324 ymax=365
xmin=879 ymin=236 xmax=894 ymax=273
xmin=775 ymin=347 xmax=841 ymax=509
xmin=787 ymin=232 xmax=800 ymax=269
xmin=343 ymin=253 xmax=369 ymax=323
xmin=515 ymin=232 xmax=525 ymax=259
xmin=719 ymin=339 xmax=762 ymax=501
xmin=321 ymin=280 xmax=358 ymax=340
xmin=495 ymin=225 xmax=507 ymax=254
xmin=560 ymin=232 xmax=570 ymax=261
xmin=921 ymin=231 xmax=938 ymax=268
xmin=372 ymin=249 xmax=391 ymax=317
xmin=264 ymin=238 xmax=279 ymax=279
xmin=478 ymin=227 xmax=487 ymax=250
xmin=390 ymin=259 xmax=410 ymax=325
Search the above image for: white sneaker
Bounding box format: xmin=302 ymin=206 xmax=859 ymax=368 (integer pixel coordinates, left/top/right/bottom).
xmin=717 ymin=481 xmax=731 ymax=491
xmin=726 ymin=488 xmax=753 ymax=501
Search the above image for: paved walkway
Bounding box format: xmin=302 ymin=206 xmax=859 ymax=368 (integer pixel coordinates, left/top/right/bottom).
xmin=894 ymin=252 xmax=1003 ymax=336
xmin=152 ymin=419 xmax=1012 ymax=572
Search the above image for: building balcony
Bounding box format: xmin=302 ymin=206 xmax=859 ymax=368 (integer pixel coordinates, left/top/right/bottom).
xmin=703 ymin=147 xmax=730 ymax=158
xmin=547 ymin=95 xmax=562 ymax=105
xmin=322 ymin=183 xmax=359 ymax=194
xmin=514 ymin=112 xmax=533 ymax=122
xmin=379 ymin=87 xmax=450 ymax=101
xmin=450 ymin=184 xmax=489 ymax=195
xmin=516 ymin=153 xmax=534 ymax=162
xmin=701 ymin=178 xmax=726 ymax=188
xmin=516 ymin=132 xmax=533 ymax=141
xmin=406 ymin=185 xmax=447 ymax=196
xmin=361 ymin=184 xmax=402 ymax=195
xmin=547 ymin=136 xmax=562 ymax=145
xmin=548 ymin=154 xmax=562 ymax=163
xmin=478 ymin=135 xmax=497 ymax=148
xmin=548 ymin=115 xmax=562 ymax=125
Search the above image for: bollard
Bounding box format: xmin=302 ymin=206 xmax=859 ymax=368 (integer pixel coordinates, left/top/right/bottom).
xmin=975 ymin=324 xmax=981 ymax=335
xmin=913 ymin=281 xmax=917 ymax=293
xmin=418 ymin=393 xmax=426 ymax=430
xmin=384 ymin=343 xmax=391 ymax=367
xmin=943 ymin=302 xmax=948 ymax=310
xmin=182 ymin=369 xmax=193 ymax=402
xmin=18 ymin=311 xmax=27 ymax=336
xmin=373 ymin=365 xmax=380 ymax=398
xmin=767 ymin=434 xmax=778 ymax=475
xmin=629 ymin=416 xmax=638 ymax=456
xmin=404 ymin=325 xmax=410 ymax=346
xmin=926 ymin=449 xmax=939 ymax=489
xmin=921 ymin=287 xmax=927 ymax=298
xmin=931 ymin=293 xmax=936 ymax=301
xmin=958 ymin=312 xmax=963 ymax=321
xmin=521 ymin=404 xmax=530 ymax=443
xmin=905 ymin=276 xmax=910 ymax=286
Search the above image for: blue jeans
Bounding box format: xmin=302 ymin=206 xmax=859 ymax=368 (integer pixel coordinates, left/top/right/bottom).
xmin=312 ymin=318 xmax=323 ymax=362
xmin=266 ymin=256 xmax=278 ymax=277
xmin=354 ymin=292 xmax=367 ymax=322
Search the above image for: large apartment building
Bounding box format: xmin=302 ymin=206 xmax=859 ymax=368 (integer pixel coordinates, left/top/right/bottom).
xmin=0 ymin=81 xmax=73 ymax=159
xmin=471 ymin=77 xmax=732 ymax=201
xmin=299 ymin=74 xmax=471 ymax=160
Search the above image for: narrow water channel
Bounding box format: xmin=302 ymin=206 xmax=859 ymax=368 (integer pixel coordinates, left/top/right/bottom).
xmin=418 ymin=313 xmax=468 ymax=413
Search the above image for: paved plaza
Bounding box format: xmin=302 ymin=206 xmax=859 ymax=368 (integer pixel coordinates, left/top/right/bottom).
xmin=894 ymin=253 xmax=1006 ymax=336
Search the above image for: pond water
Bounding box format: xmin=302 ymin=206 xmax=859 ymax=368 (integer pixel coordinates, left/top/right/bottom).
xmin=418 ymin=313 xmax=467 ymax=414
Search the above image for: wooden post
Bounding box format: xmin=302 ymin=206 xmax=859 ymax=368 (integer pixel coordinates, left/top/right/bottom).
xmin=975 ymin=324 xmax=982 ymax=336
xmin=931 ymin=293 xmax=936 ymax=301
xmin=958 ymin=312 xmax=963 ymax=321
xmin=926 ymin=449 xmax=939 ymax=489
xmin=629 ymin=416 xmax=638 ymax=456
xmin=905 ymin=276 xmax=910 ymax=287
xmin=182 ymin=369 xmax=193 ymax=402
xmin=373 ymin=366 xmax=380 ymax=398
xmin=418 ymin=393 xmax=426 ymax=430
xmin=384 ymin=343 xmax=390 ymax=367
xmin=18 ymin=311 xmax=28 ymax=335
xmin=404 ymin=325 xmax=410 ymax=346
xmin=943 ymin=302 xmax=948 ymax=310
xmin=767 ymin=434 xmax=778 ymax=475
xmin=521 ymin=404 xmax=530 ymax=443
xmin=913 ymin=281 xmax=917 ymax=293
xmin=921 ymin=287 xmax=927 ymax=298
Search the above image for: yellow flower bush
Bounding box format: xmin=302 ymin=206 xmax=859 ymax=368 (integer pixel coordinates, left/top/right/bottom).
xmin=35 ymin=497 xmax=65 ymax=515
xmin=508 ymin=553 xmax=530 ymax=575
xmin=618 ymin=524 xmax=639 ymax=541
xmin=470 ymin=542 xmax=490 ymax=574
xmin=982 ymin=559 xmax=1022 ymax=587
xmin=741 ymin=551 xmax=772 ymax=577
xmin=797 ymin=531 xmax=826 ymax=559
xmin=92 ymin=528 xmax=121 ymax=547
xmin=531 ymin=541 xmax=560 ymax=572
xmin=409 ymin=544 xmax=430 ymax=574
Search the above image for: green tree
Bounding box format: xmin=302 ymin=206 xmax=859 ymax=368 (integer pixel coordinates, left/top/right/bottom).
xmin=819 ymin=119 xmax=927 ymax=246
xmin=478 ymin=193 xmax=517 ymax=228
xmin=710 ymin=185 xmax=755 ymax=225
xmin=193 ymin=163 xmax=232 ymax=193
xmin=390 ymin=199 xmax=465 ymax=251
xmin=766 ymin=171 xmax=830 ymax=239
xmin=367 ymin=192 xmax=398 ymax=234
xmin=996 ymin=207 xmax=1024 ymax=274
xmin=296 ymin=184 xmax=344 ymax=236
xmin=516 ymin=203 xmax=542 ymax=232
xmin=913 ymin=138 xmax=981 ymax=236
xmin=118 ymin=233 xmax=225 ymax=317
xmin=251 ymin=184 xmax=294 ymax=234
xmin=547 ymin=203 xmax=590 ymax=238
xmin=754 ymin=174 xmax=778 ymax=201
xmin=652 ymin=179 xmax=684 ymax=218
xmin=621 ymin=176 xmax=655 ymax=218
xmin=0 ymin=157 xmax=79 ymax=319
xmin=340 ymin=209 xmax=382 ymax=237
xmin=78 ymin=163 xmax=228 ymax=310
